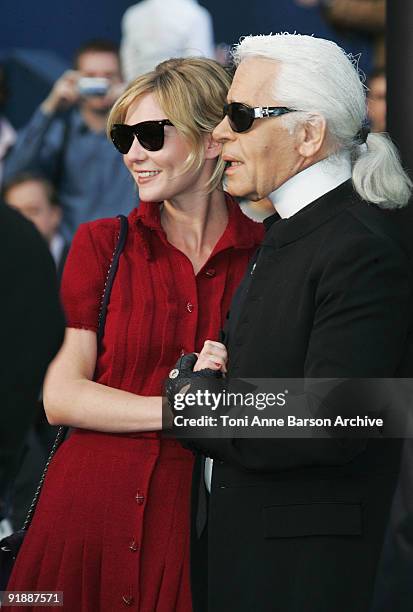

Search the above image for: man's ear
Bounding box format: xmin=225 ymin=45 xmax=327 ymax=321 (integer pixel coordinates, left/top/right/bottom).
xmin=204 ymin=133 xmax=222 ymax=160
xmin=296 ymin=114 xmax=327 ymax=158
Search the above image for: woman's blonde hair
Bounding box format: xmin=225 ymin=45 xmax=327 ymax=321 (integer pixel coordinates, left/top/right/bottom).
xmin=107 ymin=57 xmax=232 ymax=192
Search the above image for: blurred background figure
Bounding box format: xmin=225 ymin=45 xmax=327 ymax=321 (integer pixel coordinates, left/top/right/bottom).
xmin=120 ymin=0 xmax=215 ymax=81
xmin=0 ymin=198 xmax=64 ymax=533
xmin=2 ymin=173 xmax=69 ymax=529
xmin=321 ymin=0 xmax=385 ymax=69
xmin=367 ymin=67 xmax=386 ymax=132
xmin=4 ymin=39 xmax=137 ymax=241
xmin=295 ymin=0 xmax=385 ymax=68
xmin=3 ymin=172 xmax=69 ymax=281
xmin=0 ymin=65 xmax=16 ymax=189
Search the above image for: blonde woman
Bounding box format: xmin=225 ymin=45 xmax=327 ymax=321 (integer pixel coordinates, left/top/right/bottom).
xmin=5 ymin=58 xmax=263 ymax=611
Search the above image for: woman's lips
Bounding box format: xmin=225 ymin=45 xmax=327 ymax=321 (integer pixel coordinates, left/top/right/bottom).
xmin=135 ymin=170 xmax=162 ymax=184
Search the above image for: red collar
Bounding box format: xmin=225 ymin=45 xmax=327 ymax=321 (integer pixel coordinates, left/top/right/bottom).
xmin=129 ymin=193 xmax=263 ymax=260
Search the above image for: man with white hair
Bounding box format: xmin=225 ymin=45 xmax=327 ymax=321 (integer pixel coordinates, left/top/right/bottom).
xmin=165 ymin=33 xmax=413 ymax=611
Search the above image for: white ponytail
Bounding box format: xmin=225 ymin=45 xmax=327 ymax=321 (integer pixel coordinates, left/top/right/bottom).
xmin=352 ymin=133 xmax=412 ymax=208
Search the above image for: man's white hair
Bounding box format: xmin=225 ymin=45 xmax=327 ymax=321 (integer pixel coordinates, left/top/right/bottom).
xmin=233 ymin=33 xmax=411 ymax=208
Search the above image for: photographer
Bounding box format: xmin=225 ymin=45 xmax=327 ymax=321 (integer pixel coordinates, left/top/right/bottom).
xmin=4 ymin=40 xmax=136 ymax=240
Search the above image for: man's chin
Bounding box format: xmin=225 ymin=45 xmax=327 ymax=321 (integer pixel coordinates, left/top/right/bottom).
xmin=226 ymin=185 xmax=260 ymax=202
xmin=91 ymin=105 xmax=112 ymax=116
xmin=224 ymin=177 xmax=256 ymax=201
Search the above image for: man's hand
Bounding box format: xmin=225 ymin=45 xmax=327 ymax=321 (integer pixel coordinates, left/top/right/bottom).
xmin=41 ymin=70 xmax=81 ymax=115
xmin=194 ymin=340 xmax=228 ymax=373
xmin=165 ymin=351 xmax=224 ymax=417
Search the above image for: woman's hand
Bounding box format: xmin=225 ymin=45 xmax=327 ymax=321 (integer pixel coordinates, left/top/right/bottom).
xmin=193 ymin=340 xmax=228 ymax=373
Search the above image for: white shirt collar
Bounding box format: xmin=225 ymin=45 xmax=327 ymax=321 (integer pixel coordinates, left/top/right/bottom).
xmin=50 ymin=233 xmax=65 ymax=267
xmin=269 ymin=151 xmax=352 ymax=219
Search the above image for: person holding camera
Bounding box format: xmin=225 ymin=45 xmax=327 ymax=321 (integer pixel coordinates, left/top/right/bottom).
xmin=4 ymin=40 xmax=136 ymax=240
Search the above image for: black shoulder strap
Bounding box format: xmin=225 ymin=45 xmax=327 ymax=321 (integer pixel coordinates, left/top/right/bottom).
xmin=21 ymin=214 xmax=128 ymax=531
xmin=97 ymin=214 xmax=128 ymax=343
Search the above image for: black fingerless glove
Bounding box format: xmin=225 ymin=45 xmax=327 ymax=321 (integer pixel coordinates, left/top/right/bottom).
xmin=165 ymin=352 xmax=224 ymax=415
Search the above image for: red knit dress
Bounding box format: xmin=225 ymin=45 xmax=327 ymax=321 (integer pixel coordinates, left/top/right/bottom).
xmin=5 ymin=195 xmax=263 ymax=612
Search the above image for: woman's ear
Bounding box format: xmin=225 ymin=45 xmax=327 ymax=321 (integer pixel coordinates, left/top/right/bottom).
xmin=204 ymin=133 xmax=222 ymax=160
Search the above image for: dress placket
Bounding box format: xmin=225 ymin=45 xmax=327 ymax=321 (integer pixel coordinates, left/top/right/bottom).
xmin=120 ymin=440 xmax=161 ymax=609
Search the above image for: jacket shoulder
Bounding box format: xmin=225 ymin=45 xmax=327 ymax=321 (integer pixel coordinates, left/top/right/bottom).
xmin=323 ymin=196 xmax=410 ymax=264
xmin=346 ymin=198 xmax=411 ymax=260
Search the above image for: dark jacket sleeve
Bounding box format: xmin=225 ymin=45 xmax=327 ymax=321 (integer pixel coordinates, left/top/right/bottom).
xmin=0 ymin=202 xmax=65 ymax=495
xmin=178 ymin=228 xmax=412 ymax=471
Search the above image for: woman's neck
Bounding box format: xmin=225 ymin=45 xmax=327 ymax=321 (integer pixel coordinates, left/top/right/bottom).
xmin=161 ymin=189 xmax=228 ymax=274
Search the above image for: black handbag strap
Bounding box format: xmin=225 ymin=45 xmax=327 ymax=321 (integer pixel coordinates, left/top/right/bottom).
xmin=97 ymin=215 xmax=129 ymax=343
xmin=22 ymin=214 xmax=128 ymax=530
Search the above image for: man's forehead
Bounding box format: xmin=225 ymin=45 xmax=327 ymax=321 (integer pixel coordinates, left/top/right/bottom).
xmin=228 ymin=57 xmax=280 ymax=105
xmin=8 ymin=180 xmax=50 ymax=200
xmin=78 ymin=51 xmax=120 ymax=71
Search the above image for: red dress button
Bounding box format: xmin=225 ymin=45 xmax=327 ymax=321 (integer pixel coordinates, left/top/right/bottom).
xmin=122 ymin=595 xmax=134 ymax=606
xmin=129 ymin=539 xmax=139 ymax=552
xmin=186 ymin=302 xmax=194 ymax=313
xmin=135 ymin=492 xmax=145 ymax=505
xmin=205 ymin=268 xmax=216 ymax=277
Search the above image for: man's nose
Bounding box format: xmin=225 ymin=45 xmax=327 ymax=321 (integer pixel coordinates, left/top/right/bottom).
xmin=213 ymin=116 xmax=234 ymax=143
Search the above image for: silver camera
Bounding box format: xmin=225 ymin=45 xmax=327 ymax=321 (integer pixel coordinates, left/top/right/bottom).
xmin=78 ymin=77 xmax=109 ymax=97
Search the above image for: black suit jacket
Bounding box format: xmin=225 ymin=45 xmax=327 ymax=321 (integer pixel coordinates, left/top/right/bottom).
xmin=184 ymin=181 xmax=413 ymax=612
xmin=0 ymin=202 xmax=65 ymax=501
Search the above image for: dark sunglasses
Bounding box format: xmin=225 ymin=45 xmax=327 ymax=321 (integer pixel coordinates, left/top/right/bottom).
xmin=110 ymin=119 xmax=173 ymax=153
xmin=223 ymin=102 xmax=298 ymax=133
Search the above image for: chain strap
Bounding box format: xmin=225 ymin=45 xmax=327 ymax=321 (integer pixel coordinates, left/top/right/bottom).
xmin=97 ymin=215 xmax=128 ymax=344
xmin=20 ymin=214 xmax=128 ymax=531
xmin=97 ymin=239 xmax=120 ymax=337
xmin=21 ymin=425 xmax=67 ymax=530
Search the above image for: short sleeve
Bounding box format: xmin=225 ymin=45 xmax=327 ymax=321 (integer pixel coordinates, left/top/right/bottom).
xmin=61 ymin=221 xmax=114 ymax=332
